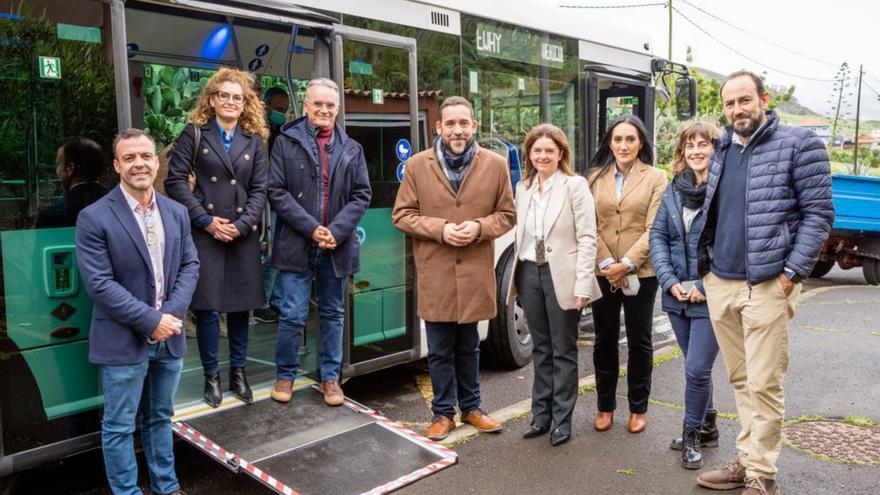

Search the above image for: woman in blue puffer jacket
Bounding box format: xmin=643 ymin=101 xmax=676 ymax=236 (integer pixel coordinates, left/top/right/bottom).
xmin=650 ymin=120 xmax=721 ymax=470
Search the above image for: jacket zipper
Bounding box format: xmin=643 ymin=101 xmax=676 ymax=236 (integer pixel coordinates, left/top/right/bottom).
xmin=742 ymin=145 xmax=753 ymax=299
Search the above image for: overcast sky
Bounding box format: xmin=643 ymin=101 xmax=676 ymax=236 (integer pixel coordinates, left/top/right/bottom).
xmin=555 ymin=0 xmax=880 ymax=121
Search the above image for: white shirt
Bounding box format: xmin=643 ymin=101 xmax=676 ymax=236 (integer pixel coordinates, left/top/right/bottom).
xmin=121 ymin=186 xmax=166 ymax=310
xmin=682 ymin=206 xmax=700 ymax=234
xmin=519 ymin=171 xmax=559 ymax=262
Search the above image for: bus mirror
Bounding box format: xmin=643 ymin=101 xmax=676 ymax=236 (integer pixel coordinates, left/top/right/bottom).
xmin=675 ymin=76 xmax=697 ymax=120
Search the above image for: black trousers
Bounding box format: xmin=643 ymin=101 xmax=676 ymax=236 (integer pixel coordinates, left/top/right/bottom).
xmin=515 ymin=261 xmax=580 ymax=432
xmin=591 ymin=276 xmax=659 ymax=414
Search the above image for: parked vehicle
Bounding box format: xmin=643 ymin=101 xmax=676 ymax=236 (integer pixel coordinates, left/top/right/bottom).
xmin=811 ymin=174 xmax=880 ymax=284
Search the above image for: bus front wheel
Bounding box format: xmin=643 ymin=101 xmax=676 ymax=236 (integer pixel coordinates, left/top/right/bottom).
xmin=483 ymin=246 xmax=532 ymax=369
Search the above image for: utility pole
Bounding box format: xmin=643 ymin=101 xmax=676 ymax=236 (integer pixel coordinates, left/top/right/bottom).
xmin=854 ymin=64 xmax=863 ymax=175
xmin=668 ymin=0 xmax=673 ymax=62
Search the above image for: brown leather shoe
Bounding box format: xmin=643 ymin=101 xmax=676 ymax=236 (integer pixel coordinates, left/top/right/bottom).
xmin=697 ymin=459 xmax=748 ymax=490
xmin=320 ymin=380 xmax=345 ymax=406
xmin=461 ymin=409 xmax=502 ymax=433
xmin=627 ymin=413 xmax=647 ymax=433
xmin=594 ymin=411 xmax=614 ymax=431
xmin=742 ymin=477 xmax=779 ymax=495
xmin=270 ymin=379 xmax=293 ymax=403
xmin=425 ymin=415 xmax=455 ymax=441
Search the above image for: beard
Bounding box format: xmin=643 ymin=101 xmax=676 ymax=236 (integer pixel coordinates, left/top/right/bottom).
xmin=442 ymin=135 xmax=473 ymax=155
xmin=732 ymin=112 xmax=764 ymax=139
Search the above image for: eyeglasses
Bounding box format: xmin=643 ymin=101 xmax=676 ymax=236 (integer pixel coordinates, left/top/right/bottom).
xmin=215 ymin=91 xmax=245 ymax=105
xmin=306 ymin=100 xmax=338 ymax=111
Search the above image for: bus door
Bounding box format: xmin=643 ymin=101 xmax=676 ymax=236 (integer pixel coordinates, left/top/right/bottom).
xmin=581 ymin=69 xmax=654 ymax=170
xmin=330 ymin=25 xmax=423 ymax=378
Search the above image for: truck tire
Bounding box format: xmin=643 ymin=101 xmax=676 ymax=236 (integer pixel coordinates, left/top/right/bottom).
xmin=863 ymin=259 xmax=880 ymax=285
xmin=809 ymin=260 xmax=834 ymax=279
xmin=483 ymin=246 xmax=532 ymax=369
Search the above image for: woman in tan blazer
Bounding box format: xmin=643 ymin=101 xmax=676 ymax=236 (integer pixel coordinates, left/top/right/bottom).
xmin=508 ymin=124 xmax=601 ymax=446
xmin=588 ymin=115 xmax=666 ymax=434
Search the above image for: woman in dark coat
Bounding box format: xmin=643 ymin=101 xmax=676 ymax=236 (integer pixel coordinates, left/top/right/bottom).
xmin=166 ymin=68 xmax=268 ymax=408
xmin=649 ymin=120 xmax=721 ymax=470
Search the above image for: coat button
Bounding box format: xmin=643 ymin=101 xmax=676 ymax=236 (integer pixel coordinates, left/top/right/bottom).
xmin=210 ymin=176 xmax=218 ymax=182
xmin=616 ymin=208 xmax=620 ymax=214
xmin=244 ymin=154 xmax=250 ymax=161
xmin=230 ymin=179 xmax=237 ymax=186
xmin=456 ymin=258 xmax=461 ymax=265
xmin=236 ymin=207 xmax=244 ymax=213
xmin=546 ymin=246 xmax=552 ymax=252
xmin=615 ymin=229 xmax=619 ymax=234
xmin=251 ymin=225 xmax=258 ymax=231
xmin=206 ymin=203 xmax=214 ymax=210
xmin=203 ymin=148 xmax=208 ymax=154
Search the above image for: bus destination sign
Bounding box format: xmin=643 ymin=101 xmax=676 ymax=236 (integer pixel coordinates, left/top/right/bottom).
xmin=475 ymin=22 xmax=565 ymax=69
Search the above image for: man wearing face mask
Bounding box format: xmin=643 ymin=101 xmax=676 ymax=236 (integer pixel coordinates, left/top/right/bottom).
xmin=696 ymin=71 xmax=834 ymax=495
xmin=264 ymin=87 xmax=290 ymax=153
xmin=268 ymin=78 xmax=371 ymax=406
xmin=392 ymin=96 xmax=515 ymax=441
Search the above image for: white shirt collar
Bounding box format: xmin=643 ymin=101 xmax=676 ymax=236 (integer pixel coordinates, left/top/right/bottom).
xmin=120 ymin=185 xmax=156 ymax=213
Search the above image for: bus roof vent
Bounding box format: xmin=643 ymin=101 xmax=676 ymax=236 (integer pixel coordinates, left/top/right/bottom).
xmin=429 ymin=10 xmax=450 ymax=29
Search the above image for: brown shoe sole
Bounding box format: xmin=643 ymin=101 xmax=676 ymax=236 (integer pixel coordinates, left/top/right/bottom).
xmin=271 ymin=391 xmax=293 ymax=403
xmin=462 ymin=418 xmax=502 ymax=433
xmin=323 ymin=395 xmax=344 ymax=406
xmin=696 ymin=478 xmax=746 ymax=490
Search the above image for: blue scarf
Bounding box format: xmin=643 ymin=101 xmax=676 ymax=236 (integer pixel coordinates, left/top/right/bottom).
xmin=434 ymin=136 xmax=476 ymax=193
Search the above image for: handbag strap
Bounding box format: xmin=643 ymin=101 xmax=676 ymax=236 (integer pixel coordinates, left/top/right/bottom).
xmin=190 ymin=123 xmax=201 ymax=172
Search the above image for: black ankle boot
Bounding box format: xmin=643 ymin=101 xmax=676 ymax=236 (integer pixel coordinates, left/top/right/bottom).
xmin=671 ymin=412 xmax=720 ymax=450
xmin=229 ymin=367 xmax=253 ymax=404
xmin=204 ymin=373 xmax=222 ymax=408
xmin=681 ymin=426 xmax=703 ymax=469
xmin=701 ymin=411 xmax=719 ymax=447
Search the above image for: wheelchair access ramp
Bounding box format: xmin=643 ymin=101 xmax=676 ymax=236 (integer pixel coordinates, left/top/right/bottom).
xmin=172 ymin=384 xmax=457 ymax=494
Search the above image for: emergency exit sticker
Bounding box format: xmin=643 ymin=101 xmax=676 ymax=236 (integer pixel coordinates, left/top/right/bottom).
xmin=372 ymin=88 xmax=384 ymax=105
xmin=39 ymin=56 xmax=61 ymax=79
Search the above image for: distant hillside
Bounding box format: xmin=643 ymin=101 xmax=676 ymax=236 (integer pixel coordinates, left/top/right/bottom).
xmin=694 ymin=67 xmax=821 ymax=116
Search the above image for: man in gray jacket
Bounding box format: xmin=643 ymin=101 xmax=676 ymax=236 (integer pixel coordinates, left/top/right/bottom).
xmin=696 ymin=71 xmax=834 ymax=495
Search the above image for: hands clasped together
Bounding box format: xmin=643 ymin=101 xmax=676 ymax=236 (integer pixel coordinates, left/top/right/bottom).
xmin=669 ymin=283 xmax=706 ymax=304
xmin=442 ymin=220 xmax=481 ymax=247
xmin=312 ymin=225 xmax=338 ymax=250
xmin=601 ymin=261 xmax=631 ymax=290
xmin=205 ymin=216 xmax=241 ymax=242
xmin=150 ymin=314 xmax=183 ymax=342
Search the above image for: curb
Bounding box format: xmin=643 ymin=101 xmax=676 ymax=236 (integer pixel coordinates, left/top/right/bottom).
xmin=441 ymin=344 xmax=682 ymax=446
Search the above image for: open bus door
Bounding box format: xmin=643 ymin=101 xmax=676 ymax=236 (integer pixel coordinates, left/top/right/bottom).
xmin=580 ymin=67 xmax=654 ymax=170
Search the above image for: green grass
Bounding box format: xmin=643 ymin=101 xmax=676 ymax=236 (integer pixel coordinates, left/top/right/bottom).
xmin=843 ymin=416 xmax=875 ymax=428
xmin=653 ymin=347 xmax=683 ymax=367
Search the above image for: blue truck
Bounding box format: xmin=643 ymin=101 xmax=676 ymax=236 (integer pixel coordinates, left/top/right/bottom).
xmin=810 ymin=174 xmax=880 ymax=284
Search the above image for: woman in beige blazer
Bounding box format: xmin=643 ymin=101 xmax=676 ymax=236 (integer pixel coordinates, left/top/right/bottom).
xmin=508 ymin=124 xmax=601 ymax=446
xmin=588 ymin=115 xmax=666 ymax=435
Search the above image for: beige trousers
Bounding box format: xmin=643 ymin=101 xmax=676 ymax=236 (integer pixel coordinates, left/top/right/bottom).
xmin=702 ymin=272 xmax=801 ymax=480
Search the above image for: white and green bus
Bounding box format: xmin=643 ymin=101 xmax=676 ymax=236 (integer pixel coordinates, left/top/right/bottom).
xmin=0 ymin=0 xmax=695 ymax=484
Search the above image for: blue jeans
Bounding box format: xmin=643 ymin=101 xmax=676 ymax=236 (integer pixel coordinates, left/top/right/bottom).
xmin=101 ymin=342 xmax=183 ymax=495
xmin=276 ymin=248 xmax=346 ymax=381
xmin=194 ymin=310 xmax=249 ymax=374
xmin=425 ymin=321 xmax=481 ymax=418
xmin=261 ymin=212 xmax=283 ymax=310
xmin=667 ymin=312 xmax=719 ymax=429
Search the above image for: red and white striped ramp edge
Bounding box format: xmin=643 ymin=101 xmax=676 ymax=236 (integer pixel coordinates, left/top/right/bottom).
xmin=171 ymin=421 xmax=238 ymax=471
xmin=173 ymin=389 xmax=458 ymax=495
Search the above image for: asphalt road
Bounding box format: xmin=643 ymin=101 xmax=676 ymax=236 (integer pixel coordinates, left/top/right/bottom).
xmin=2 ymin=265 xmax=874 ymax=494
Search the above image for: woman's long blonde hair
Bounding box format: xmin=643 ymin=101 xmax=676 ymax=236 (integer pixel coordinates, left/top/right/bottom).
xmin=671 ymin=120 xmax=720 ymax=176
xmin=522 ymin=123 xmax=576 ymax=187
xmin=188 ymin=67 xmax=268 ymax=139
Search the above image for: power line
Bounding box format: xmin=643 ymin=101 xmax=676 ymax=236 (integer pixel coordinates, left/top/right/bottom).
xmin=558 ymin=2 xmax=666 ymax=9
xmin=863 ymin=80 xmax=880 ymax=98
xmin=671 ymin=6 xmax=837 ymax=82
xmin=678 ymin=0 xmax=838 ymax=68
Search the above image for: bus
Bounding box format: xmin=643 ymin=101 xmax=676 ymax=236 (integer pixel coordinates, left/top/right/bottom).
xmin=0 ymin=0 xmax=696 ymax=483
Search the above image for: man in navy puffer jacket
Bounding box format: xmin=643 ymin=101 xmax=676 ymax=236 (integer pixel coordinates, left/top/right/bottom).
xmin=696 ymin=71 xmax=833 ymax=495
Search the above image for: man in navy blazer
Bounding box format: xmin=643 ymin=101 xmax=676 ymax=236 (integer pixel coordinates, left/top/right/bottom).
xmin=76 ymin=129 xmax=199 ymax=495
